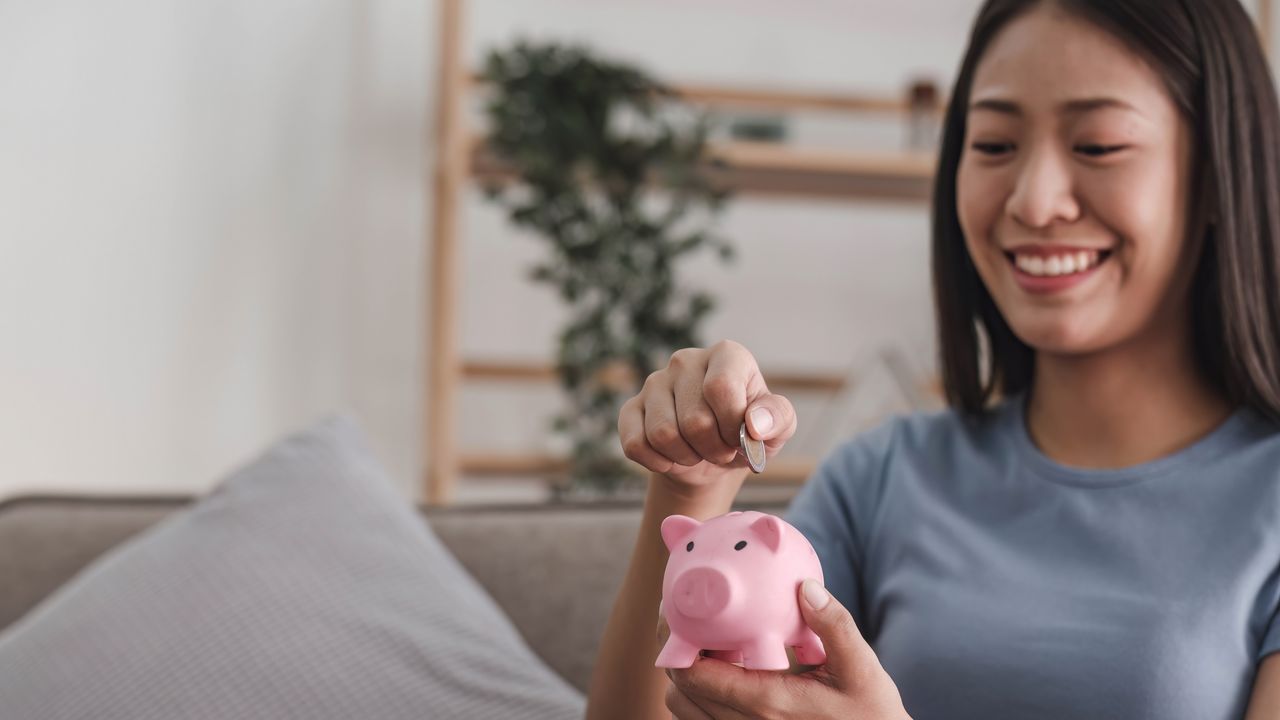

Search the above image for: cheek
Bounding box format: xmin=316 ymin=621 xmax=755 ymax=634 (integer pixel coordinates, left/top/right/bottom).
xmin=1087 ymin=161 xmax=1187 ymax=281
xmin=955 ymin=161 xmax=984 ymax=236
xmin=956 ymin=161 xmax=1006 ymax=269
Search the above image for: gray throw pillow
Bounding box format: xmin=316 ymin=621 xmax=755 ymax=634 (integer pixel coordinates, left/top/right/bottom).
xmin=0 ymin=416 xmax=585 ymax=720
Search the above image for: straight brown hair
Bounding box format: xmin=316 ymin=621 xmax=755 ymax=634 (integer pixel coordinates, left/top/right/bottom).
xmin=933 ymin=0 xmax=1280 ymax=423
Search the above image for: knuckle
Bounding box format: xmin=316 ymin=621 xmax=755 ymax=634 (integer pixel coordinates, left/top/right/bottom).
xmin=648 ymin=421 xmax=683 ymax=447
xmin=620 ymin=434 xmax=647 ymax=459
xmin=641 ymin=370 xmax=664 ymax=391
xmin=669 ymin=347 xmax=700 ymax=368
xmin=681 ymin=411 xmax=718 ymax=438
xmin=710 ymin=338 xmax=742 ymax=354
xmin=616 ymin=396 xmax=636 ymax=421
xmin=701 ymin=374 xmax=737 ymax=406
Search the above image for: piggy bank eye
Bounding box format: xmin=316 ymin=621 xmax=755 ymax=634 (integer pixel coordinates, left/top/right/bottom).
xmin=686 ymin=541 xmax=694 ymax=552
xmin=734 ymin=540 xmax=747 ymax=551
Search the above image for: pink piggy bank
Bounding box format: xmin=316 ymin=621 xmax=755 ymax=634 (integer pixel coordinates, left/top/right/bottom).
xmin=655 ymin=510 xmax=826 ymax=671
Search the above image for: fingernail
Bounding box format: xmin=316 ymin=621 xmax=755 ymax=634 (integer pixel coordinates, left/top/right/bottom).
xmin=750 ymin=407 xmax=774 ymax=435
xmin=803 ymin=578 xmax=830 ymax=609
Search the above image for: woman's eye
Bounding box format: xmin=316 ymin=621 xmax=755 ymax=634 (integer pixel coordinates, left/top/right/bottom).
xmin=1075 ymin=144 xmax=1127 ymax=157
xmin=971 ymin=142 xmax=1013 ymax=156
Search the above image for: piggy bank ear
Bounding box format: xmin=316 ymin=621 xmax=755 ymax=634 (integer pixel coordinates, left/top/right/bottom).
xmin=660 ymin=515 xmax=701 ymax=553
xmin=749 ymin=515 xmax=784 ymax=553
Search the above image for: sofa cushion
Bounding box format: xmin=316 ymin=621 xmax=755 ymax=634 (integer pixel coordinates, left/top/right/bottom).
xmin=0 ymin=416 xmax=584 ymax=720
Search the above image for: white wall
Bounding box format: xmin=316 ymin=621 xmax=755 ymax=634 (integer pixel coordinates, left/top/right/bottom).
xmin=1 ymin=0 xmax=1272 ymax=503
xmin=0 ymin=1 xmax=429 ymax=499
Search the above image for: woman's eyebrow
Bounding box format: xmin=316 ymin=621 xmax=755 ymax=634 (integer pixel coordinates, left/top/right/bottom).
xmin=968 ymin=96 xmax=1144 ymax=117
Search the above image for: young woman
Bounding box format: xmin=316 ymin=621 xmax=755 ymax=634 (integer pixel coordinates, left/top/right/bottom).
xmin=586 ymin=0 xmax=1280 ymax=718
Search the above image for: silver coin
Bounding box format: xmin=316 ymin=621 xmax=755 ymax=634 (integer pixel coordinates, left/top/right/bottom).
xmin=739 ymin=421 xmax=766 ymax=473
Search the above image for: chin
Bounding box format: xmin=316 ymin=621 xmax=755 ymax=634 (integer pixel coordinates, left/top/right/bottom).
xmin=1004 ymin=312 xmax=1111 ymax=356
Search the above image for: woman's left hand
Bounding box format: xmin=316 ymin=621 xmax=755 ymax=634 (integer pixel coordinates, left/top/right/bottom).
xmin=665 ymin=579 xmax=912 ymax=720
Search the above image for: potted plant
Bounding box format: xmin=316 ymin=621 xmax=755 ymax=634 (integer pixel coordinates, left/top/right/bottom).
xmin=478 ymin=39 xmax=734 ymax=496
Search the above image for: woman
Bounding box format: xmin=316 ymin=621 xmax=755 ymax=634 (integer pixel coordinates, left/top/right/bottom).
xmin=586 ymin=0 xmax=1280 ymax=718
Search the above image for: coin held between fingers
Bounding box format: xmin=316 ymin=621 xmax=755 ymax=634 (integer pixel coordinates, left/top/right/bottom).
xmin=739 ymin=421 xmax=767 ymax=473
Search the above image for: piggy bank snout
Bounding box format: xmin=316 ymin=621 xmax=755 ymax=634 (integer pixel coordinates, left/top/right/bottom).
xmin=671 ymin=567 xmax=732 ymax=619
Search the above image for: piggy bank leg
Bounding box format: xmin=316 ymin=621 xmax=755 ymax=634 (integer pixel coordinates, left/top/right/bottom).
xmin=655 ymin=634 xmax=702 ymax=669
xmin=741 ymin=635 xmax=790 ymax=671
xmin=793 ymin=628 xmax=827 ymax=665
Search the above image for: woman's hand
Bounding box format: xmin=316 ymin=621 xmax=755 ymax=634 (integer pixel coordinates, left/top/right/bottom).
xmin=663 ymin=580 xmax=912 ymax=720
xmin=617 ymin=340 xmax=797 ymax=496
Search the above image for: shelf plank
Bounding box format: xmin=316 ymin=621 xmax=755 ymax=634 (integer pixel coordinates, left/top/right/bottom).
xmin=467 ymin=72 xmax=943 ymax=116
xmin=462 ymin=360 xmax=847 ymax=393
xmin=469 ymin=135 xmax=934 ymax=202
xmin=703 ymin=140 xmax=934 ymax=202
xmin=458 ymin=452 xmax=816 ymax=485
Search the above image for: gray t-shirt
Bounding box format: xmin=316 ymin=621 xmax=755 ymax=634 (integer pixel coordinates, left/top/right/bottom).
xmin=785 ymin=394 xmax=1280 ymax=720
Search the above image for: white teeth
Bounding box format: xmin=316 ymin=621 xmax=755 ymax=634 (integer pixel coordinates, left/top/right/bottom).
xmin=1012 ymin=250 xmax=1103 ymax=277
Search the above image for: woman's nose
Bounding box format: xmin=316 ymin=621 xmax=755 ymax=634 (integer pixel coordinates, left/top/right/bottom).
xmin=1005 ymin=146 xmax=1082 ymax=229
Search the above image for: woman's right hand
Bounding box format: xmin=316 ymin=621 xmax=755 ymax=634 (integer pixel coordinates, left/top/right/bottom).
xmin=617 ymin=340 xmax=797 ymax=496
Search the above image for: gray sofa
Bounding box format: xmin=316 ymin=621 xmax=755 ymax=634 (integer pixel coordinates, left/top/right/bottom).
xmin=0 ymin=494 xmax=785 ymax=694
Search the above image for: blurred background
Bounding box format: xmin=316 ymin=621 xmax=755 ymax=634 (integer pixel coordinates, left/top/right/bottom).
xmin=1 ymin=0 xmax=1274 ymax=507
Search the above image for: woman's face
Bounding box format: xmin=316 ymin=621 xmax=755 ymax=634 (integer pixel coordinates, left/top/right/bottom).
xmin=956 ymin=3 xmax=1197 ymax=356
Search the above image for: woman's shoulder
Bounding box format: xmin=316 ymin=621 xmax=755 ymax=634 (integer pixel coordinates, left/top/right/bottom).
xmin=835 ymin=398 xmax=1015 ymax=460
xmin=812 ymin=403 xmax=967 ymax=483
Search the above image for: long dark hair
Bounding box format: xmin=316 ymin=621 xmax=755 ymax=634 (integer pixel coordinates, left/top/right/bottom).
xmin=933 ymin=0 xmax=1280 ymax=423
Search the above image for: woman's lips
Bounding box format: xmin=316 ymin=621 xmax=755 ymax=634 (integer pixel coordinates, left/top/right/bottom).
xmin=1004 ymin=249 xmax=1112 ymax=295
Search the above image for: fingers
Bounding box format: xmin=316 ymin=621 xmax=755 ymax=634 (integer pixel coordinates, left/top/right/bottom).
xmin=618 ymin=395 xmax=676 ymax=474
xmin=665 ymin=683 xmax=716 ymax=720
xmin=616 ymin=342 xmax=798 ymax=480
xmin=643 ymin=368 xmax=704 ymax=467
xmin=668 ymin=660 xmax=769 ymax=713
xmin=797 ymin=578 xmax=881 ymax=687
xmin=704 ymin=340 xmax=796 ymax=451
xmin=673 ymin=358 xmax=739 ymax=466
xmin=702 ymin=340 xmax=760 ymax=449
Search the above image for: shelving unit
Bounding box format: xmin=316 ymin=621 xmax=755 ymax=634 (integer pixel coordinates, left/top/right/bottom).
xmin=426 ymin=0 xmax=941 ymax=505
xmin=424 ymin=0 xmax=1273 ymax=505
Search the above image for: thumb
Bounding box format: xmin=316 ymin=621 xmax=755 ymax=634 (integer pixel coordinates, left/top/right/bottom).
xmin=798 ymin=578 xmax=881 ymax=682
xmin=745 ymin=392 xmax=796 ymax=445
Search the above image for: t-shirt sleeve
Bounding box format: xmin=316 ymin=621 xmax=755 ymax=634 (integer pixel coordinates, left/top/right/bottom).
xmin=784 ymin=417 xmax=899 ymax=641
xmin=1258 ymin=600 xmax=1280 ymax=662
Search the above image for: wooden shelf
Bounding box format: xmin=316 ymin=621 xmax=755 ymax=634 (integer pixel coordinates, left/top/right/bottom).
xmin=429 ymin=0 xmax=940 ymax=503
xmin=470 ymin=135 xmax=934 ymax=202
xmin=468 ymin=71 xmax=942 ymax=116
xmin=459 ymin=452 xmax=816 ymax=485
xmin=462 ymin=360 xmax=847 ymax=393
xmin=428 ymin=0 xmax=1276 ymax=504
xmin=703 ymin=141 xmax=934 ymax=201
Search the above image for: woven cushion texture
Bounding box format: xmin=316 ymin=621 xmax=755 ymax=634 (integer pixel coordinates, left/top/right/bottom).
xmin=0 ymin=416 xmax=585 ymax=719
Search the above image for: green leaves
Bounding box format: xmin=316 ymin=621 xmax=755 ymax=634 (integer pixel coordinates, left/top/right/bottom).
xmin=480 ymin=40 xmax=733 ymax=493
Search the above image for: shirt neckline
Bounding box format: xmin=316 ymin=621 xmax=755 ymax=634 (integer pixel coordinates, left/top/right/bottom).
xmin=1005 ymin=392 xmax=1252 ymax=488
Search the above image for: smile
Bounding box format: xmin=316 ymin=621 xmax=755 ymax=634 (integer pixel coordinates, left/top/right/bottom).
xmin=1003 ymin=249 xmax=1111 ymax=277
xmin=1002 ymin=248 xmax=1113 ymax=294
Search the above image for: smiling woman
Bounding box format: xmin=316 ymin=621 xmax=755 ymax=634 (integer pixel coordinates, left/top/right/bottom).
xmin=933 ymin=0 xmax=1280 ymax=425
xmin=589 ymin=1 xmax=1280 ymax=719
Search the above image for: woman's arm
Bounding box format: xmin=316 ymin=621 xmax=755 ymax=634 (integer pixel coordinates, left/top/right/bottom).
xmin=585 ymin=471 xmax=745 ymax=720
xmin=1246 ymin=653 xmax=1280 ymax=719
